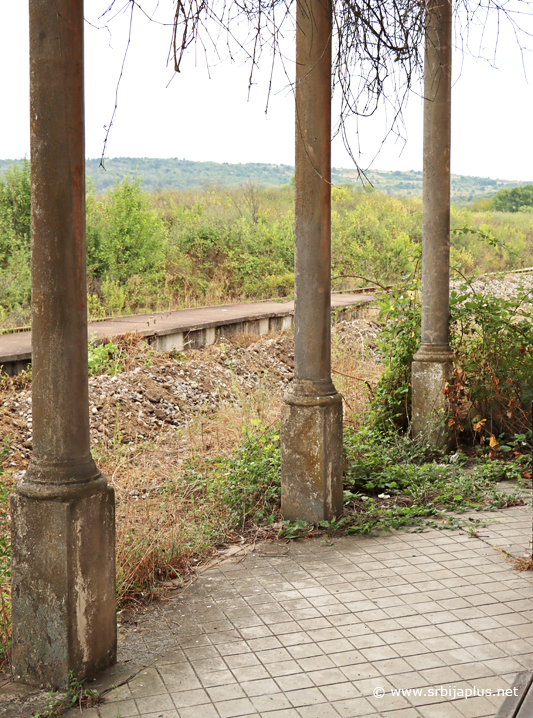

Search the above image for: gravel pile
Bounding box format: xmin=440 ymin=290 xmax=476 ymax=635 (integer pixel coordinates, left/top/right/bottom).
xmin=452 ymin=270 xmax=533 ymax=300
xmin=0 ymin=318 xmax=380 ymax=473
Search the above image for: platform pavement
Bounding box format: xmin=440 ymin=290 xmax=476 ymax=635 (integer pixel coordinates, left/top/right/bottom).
xmin=66 ymin=502 xmax=533 ymax=718
xmin=0 ymin=293 xmax=376 ymax=374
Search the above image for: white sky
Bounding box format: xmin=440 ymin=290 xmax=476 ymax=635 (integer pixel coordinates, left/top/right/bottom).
xmin=1 ymin=1 xmax=532 ymax=180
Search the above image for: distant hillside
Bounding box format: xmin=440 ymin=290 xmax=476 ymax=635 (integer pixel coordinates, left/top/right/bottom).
xmin=1 ymin=157 xmax=530 ymax=205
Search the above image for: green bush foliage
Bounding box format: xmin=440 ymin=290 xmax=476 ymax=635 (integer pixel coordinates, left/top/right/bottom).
xmin=373 ymin=258 xmax=533 ymax=442
xmin=1 ymin=171 xmax=533 ymax=330
xmin=0 ymin=159 xmax=31 ymax=326
xmin=492 ymin=184 xmax=533 ymax=213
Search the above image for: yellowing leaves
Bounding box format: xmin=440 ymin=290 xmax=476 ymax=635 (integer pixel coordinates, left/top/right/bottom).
xmin=473 ymin=418 xmax=487 ymax=433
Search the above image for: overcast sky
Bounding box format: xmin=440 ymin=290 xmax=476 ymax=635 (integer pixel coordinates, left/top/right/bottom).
xmin=1 ymin=1 xmax=532 ymax=180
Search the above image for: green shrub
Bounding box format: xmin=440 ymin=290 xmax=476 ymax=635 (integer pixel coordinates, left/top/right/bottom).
xmin=0 ymin=159 xmax=31 ymax=263
xmin=373 ymin=252 xmax=533 ymax=441
xmin=492 ymin=184 xmax=533 ymax=213
xmin=87 ymin=341 xmax=124 ymax=376
xmin=448 ymin=283 xmax=533 ymax=440
xmin=87 ymin=176 xmax=168 ymax=283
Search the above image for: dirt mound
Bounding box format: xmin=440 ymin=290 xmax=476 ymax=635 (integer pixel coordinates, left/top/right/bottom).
xmin=1 ymin=319 xmax=379 ymax=474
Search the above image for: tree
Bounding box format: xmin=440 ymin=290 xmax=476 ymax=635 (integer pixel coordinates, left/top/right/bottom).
xmin=492 ymin=184 xmax=533 ymax=212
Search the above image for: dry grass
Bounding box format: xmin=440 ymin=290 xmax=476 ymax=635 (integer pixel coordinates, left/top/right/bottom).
xmin=91 ymin=319 xmax=382 ymax=605
xmin=0 ymin=318 xmax=382 ymax=658
xmin=96 ymin=387 xmax=284 ymax=604
xmin=331 ymin=320 xmax=382 ymax=426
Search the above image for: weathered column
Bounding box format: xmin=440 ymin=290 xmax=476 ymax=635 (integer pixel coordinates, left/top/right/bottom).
xmin=281 ymin=0 xmax=343 ymax=523
xmin=411 ymin=0 xmax=453 ymax=447
xmin=10 ymin=0 xmax=116 ymax=689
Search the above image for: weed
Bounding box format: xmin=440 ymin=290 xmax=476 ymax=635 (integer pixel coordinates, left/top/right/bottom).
xmin=88 ymin=340 xmax=123 ymax=376
xmin=31 ymin=672 xmax=100 ymax=717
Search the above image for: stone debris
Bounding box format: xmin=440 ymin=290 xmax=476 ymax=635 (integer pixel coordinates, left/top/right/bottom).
xmin=0 ymin=319 xmax=380 ymax=471
xmin=452 ymin=269 xmax=533 ymax=300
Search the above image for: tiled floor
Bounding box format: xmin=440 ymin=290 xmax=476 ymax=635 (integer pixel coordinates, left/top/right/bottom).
xmin=75 ymin=504 xmax=533 ymax=718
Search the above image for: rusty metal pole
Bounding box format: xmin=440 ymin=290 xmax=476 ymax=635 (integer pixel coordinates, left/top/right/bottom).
xmin=411 ymin=0 xmax=453 ymax=447
xmin=281 ymin=0 xmax=343 ymax=522
xmin=10 ymin=0 xmax=116 ymax=688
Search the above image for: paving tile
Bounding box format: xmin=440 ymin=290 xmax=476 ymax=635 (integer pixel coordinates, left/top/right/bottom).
xmin=267 ymin=660 xmax=304 ymax=677
xmin=209 ymin=630 xmax=243 ymax=645
xmin=408 ymin=626 xmax=446 ymax=641
xmin=368 ymin=690 xmax=412 ymax=712
xmin=136 ymin=694 xmax=175 ymax=714
xmin=416 ymin=703 xmax=467 ymax=718
xmin=391 ymin=640 xmax=432 ymax=658
xmin=207 ymin=684 xmax=246 ymax=702
xmin=275 ymin=673 xmax=315 ymax=692
xmin=419 ymin=666 xmax=463 ymax=684
xmin=307 ymin=668 xmax=348 ymax=686
xmin=405 ymin=653 xmax=446 ymax=671
xmin=218 ymin=641 xmax=252 ymax=656
xmin=279 ymin=631 xmax=313 ymax=647
xmin=451 ymin=632 xmax=489 ymax=649
xmin=330 ymin=696 xmax=375 ymax=717
xmin=192 ymin=658 xmax=228 ymax=675
xmin=296 ymin=703 xmax=342 ymax=718
xmin=319 ymin=681 xmax=360 ymax=701
xmin=251 ymin=693 xmax=292 ymax=711
xmin=359 ymin=645 xmax=399 ymax=662
xmin=286 ymin=687 xmax=328 ymax=707
xmin=171 ymin=688 xmax=211 ymax=708
xmin=225 ymin=653 xmax=261 ymax=669
xmin=185 ymin=645 xmax=220 ymax=661
xmin=316 ymin=638 xmax=354 ymax=654
xmin=297 ymin=655 xmax=336 ymax=672
xmin=240 ymin=678 xmax=280 ymax=697
xmin=372 ymin=657 xmax=414 ymax=675
xmin=259 ymin=709 xmax=301 ymax=718
xmin=433 ymin=648 xmax=476 ymax=665
xmin=246 ymin=637 xmax=281 ymax=651
xmin=232 ymin=665 xmax=271 ymax=682
xmin=465 ymin=642 xmax=507 ymax=661
xmin=178 ymin=704 xmax=219 ymax=718
xmin=130 ymin=668 xmax=169 ymax=698
xmin=200 ymin=669 xmax=237 ymax=687
xmin=287 ymin=643 xmax=323 ymax=659
xmin=215 ymin=697 xmax=258 ymax=717
xmin=99 ymin=699 xmax=140 ymax=717
xmin=256 ymin=647 xmax=292 ymax=664
xmin=348 ymin=633 xmax=386 ymax=649
xmin=298 ymin=617 xmax=332 ymax=631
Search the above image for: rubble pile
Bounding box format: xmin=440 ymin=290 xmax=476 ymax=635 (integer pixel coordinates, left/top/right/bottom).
xmin=452 ymin=270 xmax=533 ymax=300
xmin=0 ymin=318 xmax=380 ymax=472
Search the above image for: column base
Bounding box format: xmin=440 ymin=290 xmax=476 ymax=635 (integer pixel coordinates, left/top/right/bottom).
xmin=10 ymin=483 xmax=116 ymax=689
xmin=281 ymin=392 xmax=343 ymax=523
xmin=411 ymin=356 xmax=452 ymax=448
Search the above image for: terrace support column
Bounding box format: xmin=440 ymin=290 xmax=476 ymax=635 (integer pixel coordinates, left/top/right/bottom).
xmin=412 ymin=0 xmax=453 ymax=447
xmin=281 ymin=0 xmax=343 ymax=523
xmin=10 ymin=0 xmax=116 ymax=689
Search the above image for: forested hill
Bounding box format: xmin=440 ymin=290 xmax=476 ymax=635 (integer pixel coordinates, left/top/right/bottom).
xmin=0 ymin=157 xmax=529 ymax=204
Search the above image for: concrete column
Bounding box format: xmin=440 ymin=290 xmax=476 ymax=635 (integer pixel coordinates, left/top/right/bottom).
xmin=281 ymin=0 xmax=343 ymax=523
xmin=10 ymin=0 xmax=116 ymax=689
xmin=412 ymin=0 xmax=453 ymax=446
